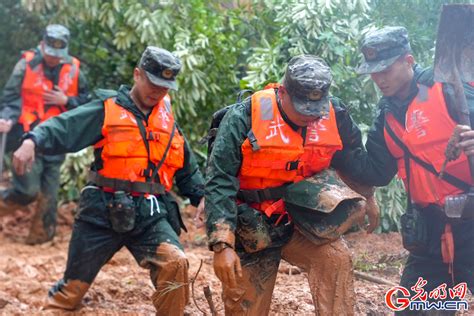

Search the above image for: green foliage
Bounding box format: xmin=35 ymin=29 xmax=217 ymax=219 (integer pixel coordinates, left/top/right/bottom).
xmin=375 ymin=178 xmax=406 ymax=232
xmin=59 ymin=149 xmax=93 ymax=202
xmin=0 ymin=0 xmax=46 ymax=89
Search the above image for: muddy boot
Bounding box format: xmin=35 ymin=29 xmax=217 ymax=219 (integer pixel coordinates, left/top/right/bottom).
xmin=149 ymin=243 xmax=189 ymax=316
xmin=45 ymin=279 xmax=90 ymax=310
xmin=25 ymin=199 xmax=55 ymax=245
xmin=0 ymin=199 xmax=24 ymax=216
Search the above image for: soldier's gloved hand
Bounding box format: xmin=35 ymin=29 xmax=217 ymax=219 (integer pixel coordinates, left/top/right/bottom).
xmin=13 ymin=139 xmax=35 ymax=175
xmin=193 ymin=197 xmax=205 ymax=228
xmin=0 ymin=119 xmax=12 ymax=133
xmin=43 ymin=85 xmax=68 ymax=106
xmin=213 ymin=245 xmax=242 ymax=289
xmin=365 ymin=195 xmax=380 ymax=233
xmin=457 ymin=125 xmax=474 ymax=156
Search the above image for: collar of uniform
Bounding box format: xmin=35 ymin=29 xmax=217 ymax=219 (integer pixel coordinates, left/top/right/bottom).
xmin=27 ymin=48 xmax=43 ymax=69
xmin=116 ymin=84 xmax=150 ymax=121
xmin=275 ymin=89 xmax=300 ymax=131
xmin=380 ymin=65 xmax=424 ymax=125
xmin=116 ymin=85 xmax=134 ymax=108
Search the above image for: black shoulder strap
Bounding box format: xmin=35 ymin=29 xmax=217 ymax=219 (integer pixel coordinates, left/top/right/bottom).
xmin=134 ymin=112 xmax=176 ymax=183
xmin=237 ymin=89 xmax=253 ymax=103
xmin=384 ymin=121 xmax=470 ymax=192
xmin=134 ymin=114 xmax=154 ymax=181
xmin=150 ymin=123 xmax=176 ymax=182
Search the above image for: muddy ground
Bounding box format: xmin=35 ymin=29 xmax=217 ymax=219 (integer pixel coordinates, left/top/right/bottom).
xmin=0 ymin=202 xmax=472 ymax=315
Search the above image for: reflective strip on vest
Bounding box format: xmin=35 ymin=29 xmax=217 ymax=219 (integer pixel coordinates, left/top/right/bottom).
xmin=95 ymin=96 xmax=184 ymax=191
xmin=19 ymin=51 xmax=80 ymax=131
xmin=238 ymin=88 xmax=343 ymax=193
xmin=384 ymin=82 xmax=473 ymax=207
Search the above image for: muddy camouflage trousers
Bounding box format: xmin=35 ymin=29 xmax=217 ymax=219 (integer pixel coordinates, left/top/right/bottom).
xmin=1 ymin=156 xmax=62 ymax=244
xmin=223 ymin=203 xmax=355 ymax=315
xmin=47 ymin=187 xmax=189 ymax=315
xmin=397 ymin=208 xmax=474 ymax=316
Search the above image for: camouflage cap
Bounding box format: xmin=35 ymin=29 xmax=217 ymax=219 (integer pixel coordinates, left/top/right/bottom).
xmin=139 ymin=46 xmax=182 ymax=90
xmin=43 ymin=24 xmax=70 ymax=58
xmin=357 ymin=26 xmax=411 ymax=75
xmin=283 ymin=55 xmax=332 ymax=117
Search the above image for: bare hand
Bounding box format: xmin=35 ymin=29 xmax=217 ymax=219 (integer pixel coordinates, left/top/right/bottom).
xmin=43 ymin=85 xmax=68 ymax=106
xmin=457 ymin=125 xmax=474 ymax=156
xmin=0 ymin=119 xmax=13 ymax=133
xmin=213 ymin=247 xmax=242 ymax=289
xmin=194 ymin=197 xmax=205 ymax=228
xmin=13 ymin=139 xmax=36 ymax=175
xmin=365 ymin=195 xmax=380 ymax=233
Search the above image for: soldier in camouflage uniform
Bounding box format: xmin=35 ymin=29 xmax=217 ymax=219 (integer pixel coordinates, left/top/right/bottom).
xmin=204 ymin=55 xmax=379 ymax=315
xmin=346 ymin=26 xmax=474 ymax=314
xmin=13 ymin=46 xmax=204 ymax=315
xmin=0 ymin=24 xmax=90 ymax=244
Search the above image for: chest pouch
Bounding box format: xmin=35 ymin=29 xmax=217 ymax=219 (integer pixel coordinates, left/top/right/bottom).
xmin=400 ymin=206 xmax=429 ymax=254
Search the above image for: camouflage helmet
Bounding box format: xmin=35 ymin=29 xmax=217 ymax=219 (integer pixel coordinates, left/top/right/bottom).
xmin=283 ymin=55 xmax=333 ymax=117
xmin=139 ymin=46 xmax=182 ymax=90
xmin=283 ymin=169 xmax=366 ymax=245
xmin=43 ymin=24 xmax=70 ymax=58
xmin=357 ymin=26 xmax=411 ymax=75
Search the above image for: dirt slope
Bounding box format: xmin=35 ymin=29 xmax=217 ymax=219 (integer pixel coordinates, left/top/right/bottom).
xmin=0 ymin=204 xmax=472 ymax=315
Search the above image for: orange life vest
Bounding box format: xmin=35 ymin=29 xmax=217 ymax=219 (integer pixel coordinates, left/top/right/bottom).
xmin=384 ymin=82 xmax=473 ymax=207
xmin=238 ymin=88 xmax=343 ymax=211
xmin=19 ymin=50 xmax=80 ymax=131
xmin=95 ymin=96 xmax=185 ymax=191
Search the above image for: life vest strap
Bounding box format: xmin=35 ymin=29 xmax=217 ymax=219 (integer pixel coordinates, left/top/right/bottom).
xmin=88 ymin=171 xmax=165 ymax=195
xmin=441 ymin=223 xmax=455 ymax=284
xmin=263 ymin=199 xmax=291 ymax=226
xmin=237 ymin=183 xmax=289 ymax=204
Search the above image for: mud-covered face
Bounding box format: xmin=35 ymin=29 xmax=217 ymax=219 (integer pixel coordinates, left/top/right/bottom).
xmin=370 ymin=55 xmax=414 ymax=99
xmin=133 ymin=68 xmax=169 ymax=109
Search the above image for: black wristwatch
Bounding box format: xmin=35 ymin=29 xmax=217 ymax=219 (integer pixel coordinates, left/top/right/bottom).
xmin=212 ymin=242 xmax=232 ymax=253
xmin=20 ymin=132 xmax=38 ymax=146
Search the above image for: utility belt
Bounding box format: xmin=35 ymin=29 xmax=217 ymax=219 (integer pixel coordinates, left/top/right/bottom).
xmin=237 ymin=184 xmax=288 ymax=204
xmin=237 ymin=184 xmax=290 ymax=224
xmin=234 ymin=184 xmax=292 ymax=253
xmin=88 ymin=171 xmax=165 ymax=233
xmin=400 ymin=203 xmax=457 ymax=276
xmin=88 ymin=171 xmax=166 ymax=195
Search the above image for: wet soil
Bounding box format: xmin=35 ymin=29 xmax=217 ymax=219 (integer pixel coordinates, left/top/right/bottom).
xmin=0 ymin=203 xmax=472 ymax=315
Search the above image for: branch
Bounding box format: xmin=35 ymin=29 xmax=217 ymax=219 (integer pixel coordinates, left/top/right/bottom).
xmin=204 ymin=285 xmax=217 ymax=316
xmin=354 ymin=270 xmax=398 ymax=287
xmin=191 ymin=259 xmax=207 ymax=315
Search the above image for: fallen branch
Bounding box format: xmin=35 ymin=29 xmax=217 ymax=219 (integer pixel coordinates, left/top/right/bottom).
xmin=191 ymin=259 xmax=206 ymax=315
xmin=204 ymin=285 xmax=217 ymax=316
xmin=354 ymin=270 xmax=398 ymax=287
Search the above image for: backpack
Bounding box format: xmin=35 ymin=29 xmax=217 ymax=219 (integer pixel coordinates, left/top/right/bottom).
xmin=200 ymin=89 xmax=253 ymax=155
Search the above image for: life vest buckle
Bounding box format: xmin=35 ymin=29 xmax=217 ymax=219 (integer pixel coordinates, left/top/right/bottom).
xmin=247 ymin=130 xmax=260 ymax=151
xmin=147 ymin=131 xmax=159 ymax=141
xmin=139 ymin=168 xmax=153 ymax=178
xmin=285 ymin=160 xmax=299 ymax=171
